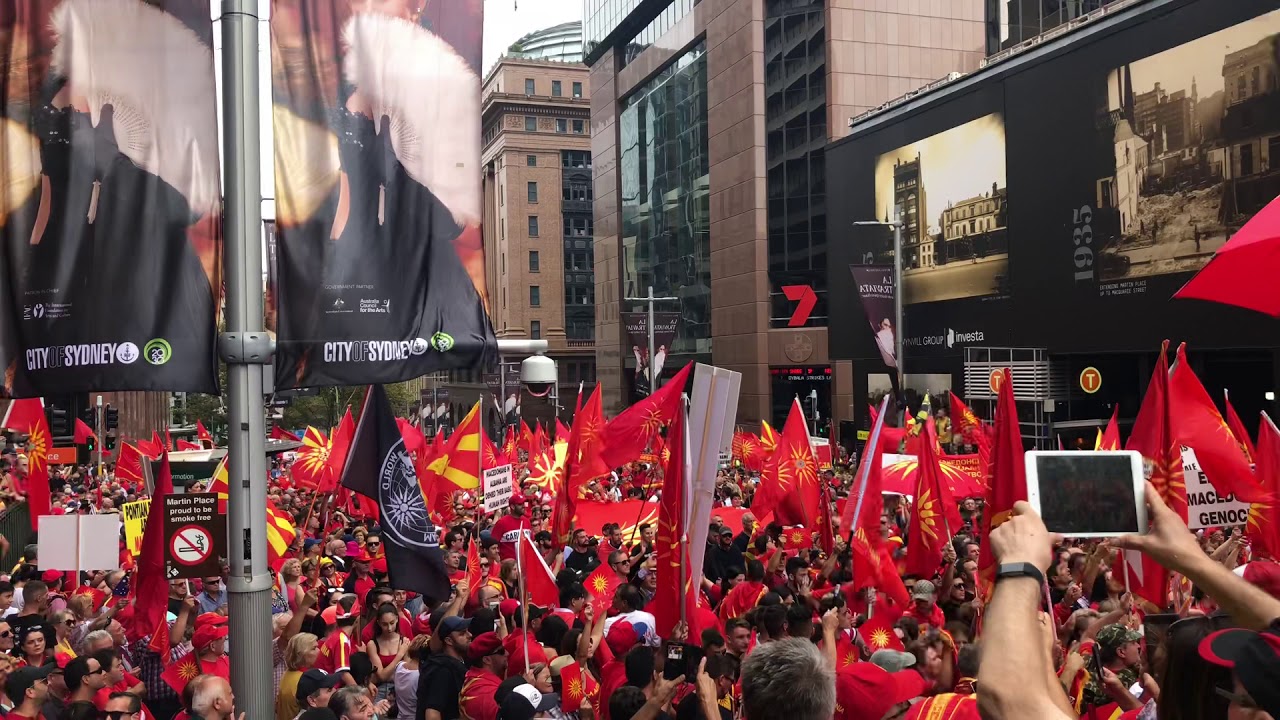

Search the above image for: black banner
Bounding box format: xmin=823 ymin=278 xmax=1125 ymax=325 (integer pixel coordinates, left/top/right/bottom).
xmin=0 ymin=0 xmax=222 ymax=396
xmin=829 ymin=0 xmax=1280 ymax=366
xmin=269 ymin=0 xmax=494 ymax=389
xmin=622 ymin=311 xmax=680 ymax=398
xmin=849 ymin=265 xmax=898 ymax=369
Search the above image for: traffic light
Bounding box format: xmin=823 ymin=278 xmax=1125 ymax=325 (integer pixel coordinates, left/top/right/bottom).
xmin=104 ymin=435 xmax=117 ymax=452
xmin=46 ymin=404 xmax=70 ymax=437
xmin=105 ymin=406 xmax=119 ymax=431
xmin=79 ymin=407 xmax=96 ymax=427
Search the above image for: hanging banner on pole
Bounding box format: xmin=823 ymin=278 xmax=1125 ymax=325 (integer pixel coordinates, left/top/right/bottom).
xmin=621 ymin=312 xmax=680 ymax=399
xmin=482 ymin=464 xmax=514 ymax=513
xmin=0 ymin=0 xmax=222 ymax=397
xmin=849 ymin=265 xmax=898 ymax=369
xmin=269 ymin=0 xmax=495 ymax=389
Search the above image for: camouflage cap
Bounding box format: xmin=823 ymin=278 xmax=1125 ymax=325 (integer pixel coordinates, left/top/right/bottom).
xmin=1096 ymin=624 xmax=1143 ymax=651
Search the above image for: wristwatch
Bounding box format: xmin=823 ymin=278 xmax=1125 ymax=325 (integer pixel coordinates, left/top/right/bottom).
xmin=995 ymin=562 xmax=1045 ymax=586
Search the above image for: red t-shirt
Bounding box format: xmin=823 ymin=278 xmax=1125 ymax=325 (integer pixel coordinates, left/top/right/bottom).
xmin=490 ymin=514 xmax=530 ymax=562
xmin=315 ymin=631 xmax=354 ymax=672
xmin=459 ymin=667 xmax=502 ymax=720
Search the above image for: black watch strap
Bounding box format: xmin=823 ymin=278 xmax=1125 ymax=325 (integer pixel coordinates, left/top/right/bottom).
xmin=995 ymin=562 xmax=1045 ymax=587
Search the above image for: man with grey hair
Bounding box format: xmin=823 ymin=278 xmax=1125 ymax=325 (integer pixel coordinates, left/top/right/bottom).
xmin=190 ymin=674 xmax=241 ymax=720
xmin=81 ymin=629 xmax=114 ymax=655
xmin=329 ymin=685 xmax=376 ymax=720
xmin=741 ymin=637 xmax=835 ymax=720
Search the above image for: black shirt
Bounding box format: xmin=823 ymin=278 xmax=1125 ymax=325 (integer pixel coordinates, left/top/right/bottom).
xmin=8 ymin=612 xmax=54 ymax=651
xmin=565 ymin=549 xmax=599 ymax=579
xmin=416 ymin=652 xmax=467 ymax=720
xmin=677 ymin=693 xmax=732 ymax=720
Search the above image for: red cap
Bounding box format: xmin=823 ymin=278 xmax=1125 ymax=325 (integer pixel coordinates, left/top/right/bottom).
xmin=498 ymin=599 xmax=520 ymax=617
xmin=467 ymin=632 xmax=505 ymax=662
xmin=371 ymin=558 xmax=388 ymax=575
xmin=41 ymin=570 xmax=63 ymax=584
xmin=605 ymin=621 xmax=638 ymax=657
xmin=192 ymin=623 xmax=229 ymax=649
xmin=195 ymin=613 xmax=228 ymax=629
xmin=509 ymin=492 xmax=527 ymax=507
xmin=834 ymin=664 xmax=928 ymax=720
xmin=352 ymin=550 xmax=374 ymax=564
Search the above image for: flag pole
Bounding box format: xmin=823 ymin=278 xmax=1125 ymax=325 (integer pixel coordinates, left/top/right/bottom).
xmin=220 ymin=0 xmax=273 ymax=712
xmin=847 ymin=396 xmax=891 ymax=546
xmin=517 ymin=535 xmax=530 ymax=664
xmin=681 ymin=392 xmax=695 ymax=628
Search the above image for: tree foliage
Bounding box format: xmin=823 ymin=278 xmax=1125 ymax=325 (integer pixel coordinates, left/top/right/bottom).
xmin=177 ymin=362 xmax=422 ymax=442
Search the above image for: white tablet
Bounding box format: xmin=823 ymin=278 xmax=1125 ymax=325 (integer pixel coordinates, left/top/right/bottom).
xmin=1025 ymin=450 xmax=1148 ymax=538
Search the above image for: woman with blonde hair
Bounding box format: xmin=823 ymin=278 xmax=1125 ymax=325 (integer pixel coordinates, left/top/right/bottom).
xmin=50 ymin=609 xmax=78 ymax=658
xmin=276 ymin=631 xmax=319 ymax=720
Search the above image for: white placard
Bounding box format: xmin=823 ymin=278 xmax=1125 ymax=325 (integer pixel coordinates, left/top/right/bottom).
xmin=37 ymin=514 xmax=121 ymax=572
xmin=1183 ymin=446 xmax=1252 ymax=530
xmin=37 ymin=516 xmax=80 ymax=571
xmin=483 ymin=464 xmax=514 ymax=513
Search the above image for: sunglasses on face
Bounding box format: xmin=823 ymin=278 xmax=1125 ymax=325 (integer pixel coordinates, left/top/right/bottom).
xmin=106 ymin=711 xmax=139 ymax=720
xmin=367 ymin=541 xmax=381 ymax=547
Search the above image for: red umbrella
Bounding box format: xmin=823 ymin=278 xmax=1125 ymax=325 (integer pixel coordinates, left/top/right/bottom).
xmin=1175 ymin=194 xmax=1280 ymax=315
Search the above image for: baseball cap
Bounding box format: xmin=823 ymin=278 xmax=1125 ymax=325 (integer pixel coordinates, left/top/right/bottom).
xmin=438 ymin=615 xmax=471 ymax=637
xmin=509 ymin=491 xmax=527 ymax=507
xmin=834 ymin=664 xmax=928 ymax=720
xmin=468 ymin=632 xmax=506 ymax=662
xmin=910 ymin=580 xmax=936 ymax=602
xmin=497 ymin=682 xmax=559 ymax=720
xmin=1096 ymin=624 xmax=1143 ymax=652
xmin=869 ymin=649 xmax=917 ymax=674
xmin=6 ymin=665 xmax=52 ymax=703
xmin=605 ymin=621 xmax=639 ymax=656
xmin=41 ymin=570 xmax=63 ymax=584
xmin=192 ymin=623 xmax=229 ymax=649
xmin=499 ymin=599 xmax=520 ymax=617
xmin=295 ymin=668 xmax=345 ymax=703
xmin=1199 ymin=627 xmax=1280 ymax=717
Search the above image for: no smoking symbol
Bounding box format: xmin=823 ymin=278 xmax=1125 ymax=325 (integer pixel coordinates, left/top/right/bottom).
xmin=170 ymin=525 xmax=213 ymax=566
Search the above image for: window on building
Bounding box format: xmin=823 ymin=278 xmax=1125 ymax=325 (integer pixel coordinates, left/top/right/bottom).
xmin=556 ymin=119 xmax=567 ymax=133
xmin=527 ymin=182 xmax=538 ymax=202
xmin=499 ymin=184 xmax=504 ymax=206
xmin=552 ymin=80 xmax=562 ymax=96
xmin=524 ymin=116 xmax=537 ymax=131
xmin=499 ymin=218 xmax=504 ymax=239
xmin=527 ymin=154 xmax=537 ymax=167
xmin=573 ymin=119 xmax=585 ymax=134
xmin=501 ymin=253 xmax=505 ymax=272
xmin=564 ymin=182 xmax=592 ymax=202
xmin=573 ymin=81 xmax=583 ymax=97
xmin=525 ymin=78 xmax=535 ymax=94
xmin=530 ymin=320 xmax=541 ymax=339
xmin=530 ymin=286 xmax=541 ymax=306
xmin=528 ymin=215 xmax=540 ymax=236
xmin=529 ymin=251 xmax=540 ymax=272
xmin=565 ymin=362 xmax=578 ymax=384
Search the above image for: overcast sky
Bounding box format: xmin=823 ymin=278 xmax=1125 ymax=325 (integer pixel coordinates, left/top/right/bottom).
xmin=483 ymin=0 xmax=583 ymax=73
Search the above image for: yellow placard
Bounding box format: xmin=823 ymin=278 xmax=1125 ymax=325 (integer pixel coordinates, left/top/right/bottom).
xmin=122 ymin=499 xmax=151 ymax=557
xmin=856 ymin=430 xmax=870 ymax=441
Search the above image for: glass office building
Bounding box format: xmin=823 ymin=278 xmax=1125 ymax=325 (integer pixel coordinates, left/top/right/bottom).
xmin=619 ymin=42 xmax=712 ymax=359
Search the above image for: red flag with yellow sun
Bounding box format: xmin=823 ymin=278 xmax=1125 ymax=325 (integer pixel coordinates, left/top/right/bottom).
xmin=1 ymin=399 xmax=51 ymax=529
xmin=754 ymin=400 xmax=820 ymax=526
xmin=558 ymin=661 xmax=599 ymax=713
xmin=1248 ymin=412 xmax=1280 ymax=561
xmin=583 ymin=563 xmax=622 ymax=614
xmin=860 ymin=610 xmax=906 ymax=652
xmin=292 ymin=410 xmax=354 ymax=492
xmin=905 ymin=418 xmax=961 ymax=578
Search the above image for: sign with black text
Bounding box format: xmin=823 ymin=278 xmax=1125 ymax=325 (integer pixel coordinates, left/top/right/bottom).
xmin=163 ymin=493 xmax=225 ymax=579
xmin=482 ymin=464 xmax=514 ymax=513
xmin=1182 ymin=447 xmax=1251 ymax=530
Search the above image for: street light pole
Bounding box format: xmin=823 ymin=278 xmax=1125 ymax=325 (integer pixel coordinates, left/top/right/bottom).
xmin=220 ymin=0 xmax=274 ymax=714
xmin=624 ymin=285 xmax=678 ymax=394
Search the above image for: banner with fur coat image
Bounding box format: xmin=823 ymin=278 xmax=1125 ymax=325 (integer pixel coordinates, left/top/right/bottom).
xmin=270 ymin=0 xmax=495 ymax=389
xmin=0 ymin=0 xmax=222 ymax=396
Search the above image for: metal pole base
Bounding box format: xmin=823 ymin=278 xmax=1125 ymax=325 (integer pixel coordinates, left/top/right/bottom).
xmin=227 ymin=573 xmax=275 ymax=714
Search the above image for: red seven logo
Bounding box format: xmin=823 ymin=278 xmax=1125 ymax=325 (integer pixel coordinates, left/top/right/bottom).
xmin=782 ymin=285 xmax=817 ymax=327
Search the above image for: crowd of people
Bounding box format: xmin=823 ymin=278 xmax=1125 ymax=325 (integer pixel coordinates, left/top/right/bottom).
xmin=0 ymin=415 xmax=1276 ymax=720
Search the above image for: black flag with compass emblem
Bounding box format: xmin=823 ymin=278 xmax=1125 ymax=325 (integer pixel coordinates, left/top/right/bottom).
xmin=342 ymin=384 xmax=451 ymax=603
